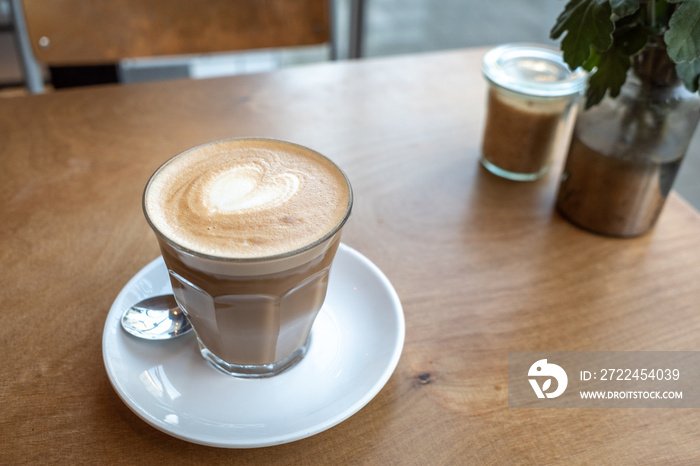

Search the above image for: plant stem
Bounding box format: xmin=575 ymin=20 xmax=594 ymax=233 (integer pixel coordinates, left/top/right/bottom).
xmin=633 ymin=37 xmax=677 ymax=87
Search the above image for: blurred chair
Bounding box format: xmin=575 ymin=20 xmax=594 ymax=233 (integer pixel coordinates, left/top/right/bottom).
xmin=10 ymin=0 xmax=365 ymax=93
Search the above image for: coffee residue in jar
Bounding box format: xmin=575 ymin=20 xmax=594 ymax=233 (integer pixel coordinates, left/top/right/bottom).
xmin=481 ymin=88 xmax=569 ymax=176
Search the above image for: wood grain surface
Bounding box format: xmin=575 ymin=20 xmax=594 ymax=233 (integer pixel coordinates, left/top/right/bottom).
xmin=22 ymin=0 xmax=330 ymax=65
xmin=2 ymin=48 xmax=700 ymax=464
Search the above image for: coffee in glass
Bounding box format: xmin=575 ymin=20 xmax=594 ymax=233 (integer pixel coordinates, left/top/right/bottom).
xmin=143 ymin=138 xmax=353 ymax=377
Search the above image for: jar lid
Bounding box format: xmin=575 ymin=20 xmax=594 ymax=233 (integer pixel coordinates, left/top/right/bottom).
xmin=482 ymin=43 xmax=587 ymax=97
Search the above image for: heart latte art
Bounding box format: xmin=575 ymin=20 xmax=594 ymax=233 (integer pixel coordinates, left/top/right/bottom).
xmin=144 ymin=139 xmax=351 ymax=258
xmin=205 ymin=163 xmax=301 ymax=214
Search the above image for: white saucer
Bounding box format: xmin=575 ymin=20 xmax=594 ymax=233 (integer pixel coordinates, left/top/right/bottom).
xmin=103 ymin=243 xmax=405 ymax=448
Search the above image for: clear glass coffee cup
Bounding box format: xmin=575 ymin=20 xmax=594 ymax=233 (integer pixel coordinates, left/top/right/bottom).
xmin=143 ymin=138 xmax=353 ymax=378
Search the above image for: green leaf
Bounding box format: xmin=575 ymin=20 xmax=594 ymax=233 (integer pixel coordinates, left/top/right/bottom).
xmin=616 ymin=22 xmax=649 ymax=55
xmin=550 ymin=0 xmax=615 ymax=69
xmin=676 ymin=58 xmax=700 ymax=91
xmin=579 ymin=13 xmax=648 ymax=108
xmin=665 ymin=0 xmax=700 ymax=63
xmin=609 ymin=0 xmax=642 ymax=17
xmin=583 ymin=48 xmax=602 ymax=71
xmin=585 ymin=44 xmax=632 ymax=108
xmin=654 ymin=0 xmax=675 ymax=29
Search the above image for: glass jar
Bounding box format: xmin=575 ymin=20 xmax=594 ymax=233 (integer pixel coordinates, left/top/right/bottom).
xmin=481 ymin=44 xmax=587 ymax=181
xmin=556 ymin=46 xmax=700 ymax=237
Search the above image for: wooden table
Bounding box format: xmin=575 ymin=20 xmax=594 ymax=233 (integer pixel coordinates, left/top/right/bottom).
xmin=2 ymin=48 xmax=700 ymax=464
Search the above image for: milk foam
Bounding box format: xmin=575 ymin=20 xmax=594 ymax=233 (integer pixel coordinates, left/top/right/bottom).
xmin=144 ymin=139 xmax=351 ymax=259
xmin=206 ymin=163 xmax=301 ymax=213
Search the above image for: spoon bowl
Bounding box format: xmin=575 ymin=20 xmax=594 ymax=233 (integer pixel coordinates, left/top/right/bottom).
xmin=121 ymin=295 xmax=192 ymax=340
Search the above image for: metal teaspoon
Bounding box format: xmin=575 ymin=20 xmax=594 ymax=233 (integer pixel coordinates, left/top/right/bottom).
xmin=120 ymin=295 xmax=192 ymax=340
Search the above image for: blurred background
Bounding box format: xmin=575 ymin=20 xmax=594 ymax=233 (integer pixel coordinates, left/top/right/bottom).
xmin=0 ymin=0 xmax=562 ymax=91
xmin=1 ymin=0 xmax=697 ymax=208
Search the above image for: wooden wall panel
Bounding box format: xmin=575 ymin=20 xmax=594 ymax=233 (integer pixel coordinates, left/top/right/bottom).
xmin=22 ymin=0 xmax=330 ymax=65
